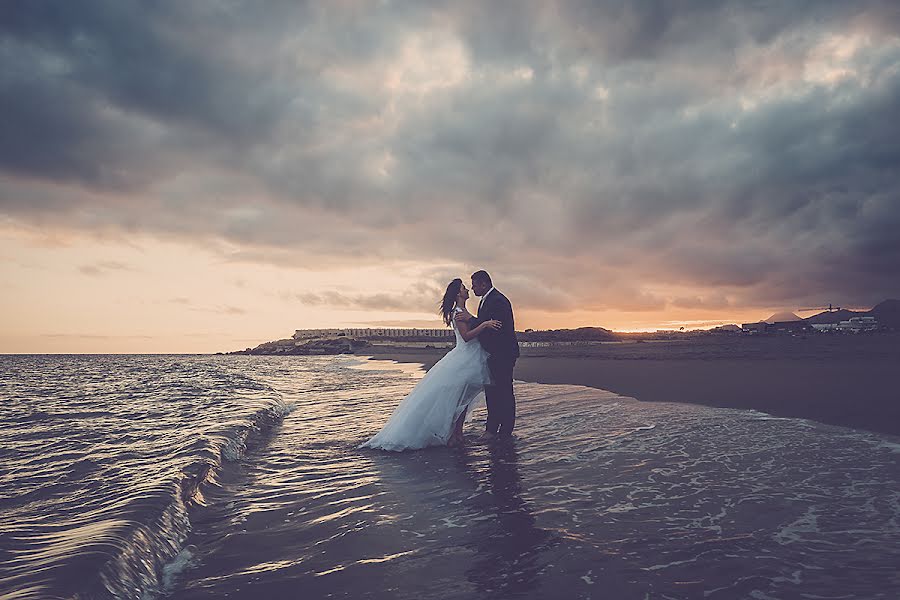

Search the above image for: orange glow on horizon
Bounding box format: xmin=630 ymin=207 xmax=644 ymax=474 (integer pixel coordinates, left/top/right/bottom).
xmin=0 ymin=225 xmax=839 ymax=353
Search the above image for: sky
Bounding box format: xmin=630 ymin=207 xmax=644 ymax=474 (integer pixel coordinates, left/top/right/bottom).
xmin=2 ymin=1 xmax=899 ymax=353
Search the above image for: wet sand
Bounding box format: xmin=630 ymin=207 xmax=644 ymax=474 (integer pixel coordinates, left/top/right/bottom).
xmin=367 ymin=334 xmax=900 ymax=438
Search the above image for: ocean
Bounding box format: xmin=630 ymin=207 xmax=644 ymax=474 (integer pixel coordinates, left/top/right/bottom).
xmin=1 ymin=354 xmax=898 ymax=599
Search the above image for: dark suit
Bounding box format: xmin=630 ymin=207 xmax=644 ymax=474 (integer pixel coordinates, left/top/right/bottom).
xmin=471 ymin=289 xmax=519 ymax=435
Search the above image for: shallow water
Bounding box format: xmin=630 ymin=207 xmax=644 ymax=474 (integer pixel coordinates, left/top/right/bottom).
xmin=1 ymin=355 xmax=898 ymax=599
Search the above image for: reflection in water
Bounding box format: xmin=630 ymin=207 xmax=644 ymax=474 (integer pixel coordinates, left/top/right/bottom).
xmin=463 ymin=440 xmax=550 ymax=597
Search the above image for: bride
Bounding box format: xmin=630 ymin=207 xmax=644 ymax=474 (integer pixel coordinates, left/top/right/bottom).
xmin=360 ymin=278 xmax=501 ymax=451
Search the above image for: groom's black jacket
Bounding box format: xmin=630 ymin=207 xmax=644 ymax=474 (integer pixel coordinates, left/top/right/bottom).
xmin=471 ymin=289 xmax=520 ymax=361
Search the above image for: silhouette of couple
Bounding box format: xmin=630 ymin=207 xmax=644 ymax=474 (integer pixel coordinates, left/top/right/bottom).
xmin=361 ymin=270 xmax=519 ymax=451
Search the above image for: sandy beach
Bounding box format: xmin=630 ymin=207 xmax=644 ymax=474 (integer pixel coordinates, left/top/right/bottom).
xmin=368 ymin=333 xmax=900 ymax=438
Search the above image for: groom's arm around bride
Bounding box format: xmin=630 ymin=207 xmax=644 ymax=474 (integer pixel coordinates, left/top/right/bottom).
xmin=458 ymin=270 xmax=520 ymax=437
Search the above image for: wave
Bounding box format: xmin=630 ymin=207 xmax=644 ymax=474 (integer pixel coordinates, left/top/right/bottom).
xmin=0 ymin=394 xmax=293 ymax=600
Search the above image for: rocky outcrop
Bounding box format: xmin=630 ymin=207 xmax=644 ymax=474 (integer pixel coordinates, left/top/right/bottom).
xmin=230 ymin=337 xmax=368 ymax=355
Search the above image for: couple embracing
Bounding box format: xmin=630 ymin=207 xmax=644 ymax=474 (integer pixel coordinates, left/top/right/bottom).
xmin=361 ymin=270 xmax=520 ymax=452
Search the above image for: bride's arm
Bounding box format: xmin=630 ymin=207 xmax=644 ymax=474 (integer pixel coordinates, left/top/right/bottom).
xmin=456 ymin=317 xmax=501 ymax=342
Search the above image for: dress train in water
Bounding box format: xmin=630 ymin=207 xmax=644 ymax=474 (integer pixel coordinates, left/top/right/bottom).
xmin=360 ymin=309 xmax=490 ymax=451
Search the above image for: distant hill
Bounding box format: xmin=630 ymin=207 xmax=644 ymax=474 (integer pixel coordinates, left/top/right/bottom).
xmin=803 ymin=299 xmax=900 ymax=328
xmin=519 ymin=326 xmax=619 ymax=342
xmin=766 ymin=311 xmax=801 ymax=323
xmin=868 ymin=299 xmax=900 ymax=327
xmin=804 ymin=309 xmax=864 ymax=324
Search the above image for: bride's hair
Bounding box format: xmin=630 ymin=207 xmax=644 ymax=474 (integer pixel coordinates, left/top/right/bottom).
xmin=440 ymin=278 xmax=463 ymax=326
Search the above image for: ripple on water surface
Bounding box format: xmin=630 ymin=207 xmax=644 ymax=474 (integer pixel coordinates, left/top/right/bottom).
xmin=1 ymin=355 xmax=899 ymax=599
xmin=0 ymin=355 xmax=291 ymax=599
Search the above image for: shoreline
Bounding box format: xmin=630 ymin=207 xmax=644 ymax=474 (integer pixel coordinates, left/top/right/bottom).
xmin=365 ymin=334 xmax=900 ymax=438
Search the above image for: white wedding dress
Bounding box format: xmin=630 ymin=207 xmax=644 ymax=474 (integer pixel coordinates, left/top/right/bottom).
xmin=360 ymin=308 xmax=491 ymax=451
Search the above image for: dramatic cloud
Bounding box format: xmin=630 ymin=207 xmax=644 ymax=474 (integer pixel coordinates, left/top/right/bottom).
xmin=292 ymin=283 xmax=445 ymax=313
xmin=2 ymin=0 xmax=899 ymax=317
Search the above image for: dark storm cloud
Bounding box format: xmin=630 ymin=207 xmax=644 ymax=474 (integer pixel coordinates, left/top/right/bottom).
xmin=0 ymin=2 xmax=295 ymax=137
xmin=0 ymin=1 xmax=311 ymax=189
xmin=2 ymin=0 xmax=899 ymax=313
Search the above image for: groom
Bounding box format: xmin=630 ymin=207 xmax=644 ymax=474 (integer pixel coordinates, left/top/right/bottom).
xmin=458 ymin=270 xmax=520 ymax=438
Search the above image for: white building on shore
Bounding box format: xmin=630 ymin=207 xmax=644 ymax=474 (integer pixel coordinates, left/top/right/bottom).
xmin=294 ymin=327 xmax=453 ymax=340
xmin=838 ymin=316 xmax=878 ymax=332
xmin=811 ymin=316 xmax=878 ymax=333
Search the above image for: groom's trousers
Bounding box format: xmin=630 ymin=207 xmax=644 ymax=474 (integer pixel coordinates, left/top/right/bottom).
xmin=485 ymin=356 xmax=517 ymax=436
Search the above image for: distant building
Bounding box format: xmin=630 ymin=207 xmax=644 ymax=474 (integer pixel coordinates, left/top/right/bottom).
xmin=294 ymin=327 xmax=453 ymax=340
xmin=741 ymin=321 xmax=768 ymax=334
xmin=838 ymin=316 xmax=878 ymax=333
xmin=811 ymin=316 xmax=878 ymax=333
xmin=344 ymin=328 xmax=453 ymax=338
xmin=770 ymin=320 xmax=814 ymax=334
xmin=742 ymin=320 xmax=813 ymax=335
